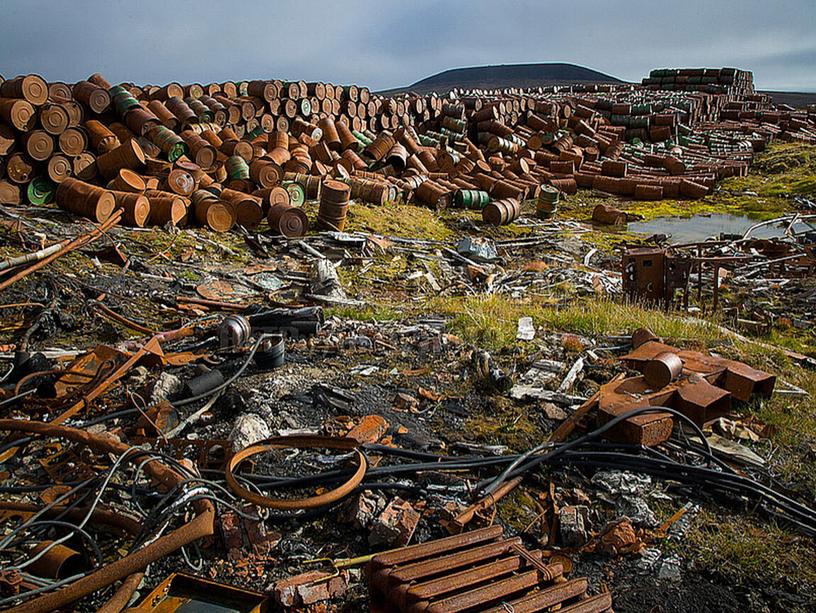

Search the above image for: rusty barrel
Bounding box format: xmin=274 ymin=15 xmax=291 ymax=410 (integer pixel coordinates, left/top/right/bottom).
xmin=0 ymin=98 xmax=36 ymax=131
xmin=0 ymin=180 xmax=21 ymax=204
xmin=536 ymin=185 xmax=559 ymax=219
xmin=0 ymin=75 xmax=48 ymax=105
xmin=482 ymin=198 xmax=521 ymax=226
xmin=336 ymin=120 xmax=359 ymax=152
xmin=220 ymin=188 xmax=263 ymax=228
xmin=72 ymin=81 xmax=111 ymax=114
xmin=181 ymin=131 xmax=217 ymax=169
xmin=644 ymin=352 xmax=683 ymax=389
xmin=39 ymin=103 xmax=70 ymax=135
xmin=249 ymin=159 xmax=281 ymax=188
xmin=22 ymin=129 xmax=54 ymax=161
xmin=591 ymin=203 xmax=627 ymax=225
xmin=317 ymin=117 xmax=341 ymax=151
xmin=73 ymin=152 xmax=96 ymax=181
xmin=47 ymin=155 xmax=73 ymax=183
xmin=634 ymin=184 xmax=663 ymax=201
xmin=5 ymin=153 xmax=34 ymax=183
xmin=108 ymin=169 xmax=146 ymax=193
xmin=111 ymin=86 xmax=140 ymax=115
xmin=191 ymin=189 xmax=234 ymax=232
xmin=363 ymin=133 xmax=395 ymax=162
xmin=145 ymin=190 xmax=188 ymax=226
xmin=56 ymin=177 xmax=116 ymax=222
xmin=268 ymin=202 xmax=308 ymax=237
xmin=317 ymin=179 xmax=351 ymax=231
xmin=164 ymin=168 xmax=196 ymax=196
xmin=147 ymin=100 xmax=179 ymax=131
xmin=282 ymin=181 xmax=306 ymax=207
xmin=58 ymin=127 xmax=87 ymax=156
xmin=111 ymin=191 xmax=150 ymax=227
xmin=95 ymin=139 xmax=146 ymax=179
xmin=85 ymin=120 xmax=121 ymax=154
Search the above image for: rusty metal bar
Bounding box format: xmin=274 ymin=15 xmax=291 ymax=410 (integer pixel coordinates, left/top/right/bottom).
xmin=0 ymin=210 xmax=122 ymax=293
xmin=481 ymin=578 xmax=589 ymax=613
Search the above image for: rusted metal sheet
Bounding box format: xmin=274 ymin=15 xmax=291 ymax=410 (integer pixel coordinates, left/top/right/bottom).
xmin=126 ymin=572 xmax=269 ymax=612
xmin=369 ymin=526 xmax=611 ymax=613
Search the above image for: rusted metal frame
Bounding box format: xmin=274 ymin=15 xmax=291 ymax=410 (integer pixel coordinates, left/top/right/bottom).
xmin=427 ymin=566 xmax=564 ymax=613
xmin=559 ymin=592 xmax=614 ymax=612
xmin=225 ymin=435 xmax=366 ymax=510
xmin=0 ymin=419 xmax=215 ymax=613
xmin=480 ymin=578 xmax=589 ymax=613
xmin=0 ymin=210 xmax=123 ymax=293
xmin=369 ymin=525 xmax=504 ymax=577
xmin=400 ymin=551 xmax=545 ymax=608
xmin=373 ymin=537 xmax=524 ymax=595
xmin=52 ymin=336 xmax=164 ymax=424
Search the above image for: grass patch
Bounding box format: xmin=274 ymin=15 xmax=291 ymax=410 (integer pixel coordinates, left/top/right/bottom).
xmin=722 ymin=141 xmax=816 ymax=199
xmin=431 ymin=294 xmax=727 ymax=351
xmin=344 ymin=202 xmax=453 ymax=240
xmin=325 ymin=304 xmax=402 ymax=322
xmin=682 ymin=509 xmax=816 ymax=599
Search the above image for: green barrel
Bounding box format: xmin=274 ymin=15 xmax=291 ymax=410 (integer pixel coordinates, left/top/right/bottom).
xmin=27 ymin=177 xmax=56 ymax=205
xmin=186 ymin=98 xmax=214 ymax=123
xmin=245 ymin=125 xmax=264 ymax=140
xmin=453 ymin=189 xmax=490 ymax=210
xmin=226 ymin=155 xmax=250 ymax=180
xmin=149 ymin=125 xmax=188 ymax=162
xmin=352 ymin=131 xmax=372 ymax=147
xmin=110 ymin=86 xmax=140 ymax=116
xmin=283 ymin=181 xmax=306 ymax=207
xmin=536 ymin=185 xmax=559 ymax=219
xmin=299 ymin=99 xmax=311 ymax=117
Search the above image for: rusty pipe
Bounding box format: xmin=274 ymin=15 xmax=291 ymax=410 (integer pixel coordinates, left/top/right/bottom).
xmin=0 ymin=210 xmax=122 ymax=293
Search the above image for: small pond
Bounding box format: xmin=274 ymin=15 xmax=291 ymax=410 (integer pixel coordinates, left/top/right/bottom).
xmin=628 ymin=213 xmax=786 ymax=244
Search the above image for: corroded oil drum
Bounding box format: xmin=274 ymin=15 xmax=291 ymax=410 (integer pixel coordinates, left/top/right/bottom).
xmin=40 ymin=103 xmax=70 ymax=135
xmin=0 ymin=98 xmax=36 ymax=131
xmin=56 ymin=177 xmax=116 ymax=222
xmin=72 ymin=81 xmax=110 ymax=113
xmin=192 ymin=189 xmax=235 ymax=232
xmin=85 ymin=120 xmax=121 ymax=154
xmin=226 ymin=155 xmax=250 ymax=180
xmin=268 ymin=202 xmax=308 ymax=237
xmin=146 ymin=193 xmax=187 ymax=227
xmin=317 ymin=179 xmax=351 ymax=231
xmin=58 ymin=127 xmax=87 ymax=156
xmin=482 ymin=198 xmax=521 ymax=226
xmin=23 ymin=130 xmax=54 ymax=161
xmin=220 ymin=188 xmax=263 ymax=228
xmin=27 ymin=177 xmax=56 ymax=205
xmin=249 ymin=159 xmax=281 ymax=188
xmin=108 ymin=168 xmax=146 ymax=193
xmin=47 ymin=154 xmax=73 ymax=183
xmin=111 ymin=190 xmax=150 ymax=227
xmin=95 ymin=139 xmax=146 ymax=179
xmin=148 ymin=125 xmax=188 ymax=161
xmin=125 ymin=106 xmax=160 ymax=136
xmin=0 ymin=75 xmax=48 ymax=105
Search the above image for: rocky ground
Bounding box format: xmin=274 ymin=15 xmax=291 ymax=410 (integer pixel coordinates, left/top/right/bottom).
xmin=1 ymin=142 xmax=815 ymax=611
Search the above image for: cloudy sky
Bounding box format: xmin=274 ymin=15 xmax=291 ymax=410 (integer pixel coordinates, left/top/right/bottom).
xmin=2 ymin=0 xmax=814 ymax=92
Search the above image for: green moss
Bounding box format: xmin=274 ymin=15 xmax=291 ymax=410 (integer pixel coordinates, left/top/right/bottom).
xmin=430 ymin=294 xmax=728 ymax=351
xmin=344 ymin=203 xmax=453 ymax=240
xmin=464 ymin=395 xmax=543 ymax=449
xmin=683 ymin=510 xmax=816 ymax=598
xmin=722 ymin=142 xmax=816 ymax=199
xmin=325 ymin=304 xmax=402 ymax=322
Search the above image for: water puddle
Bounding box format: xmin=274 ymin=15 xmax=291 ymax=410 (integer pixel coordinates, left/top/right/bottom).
xmin=628 ymin=213 xmax=786 ymax=244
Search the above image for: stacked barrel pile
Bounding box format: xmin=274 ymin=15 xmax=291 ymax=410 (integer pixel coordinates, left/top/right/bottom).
xmin=642 ymin=68 xmax=756 ymax=97
xmin=1 ymin=67 xmax=815 ymax=232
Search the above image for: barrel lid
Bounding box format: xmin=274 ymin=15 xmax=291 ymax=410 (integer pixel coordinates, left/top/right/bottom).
xmin=27 ymin=177 xmax=56 ymax=204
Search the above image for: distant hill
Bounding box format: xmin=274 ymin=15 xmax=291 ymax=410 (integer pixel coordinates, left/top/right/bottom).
xmin=381 ymin=63 xmax=624 ymax=94
xmin=760 ymin=91 xmax=816 ymax=109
